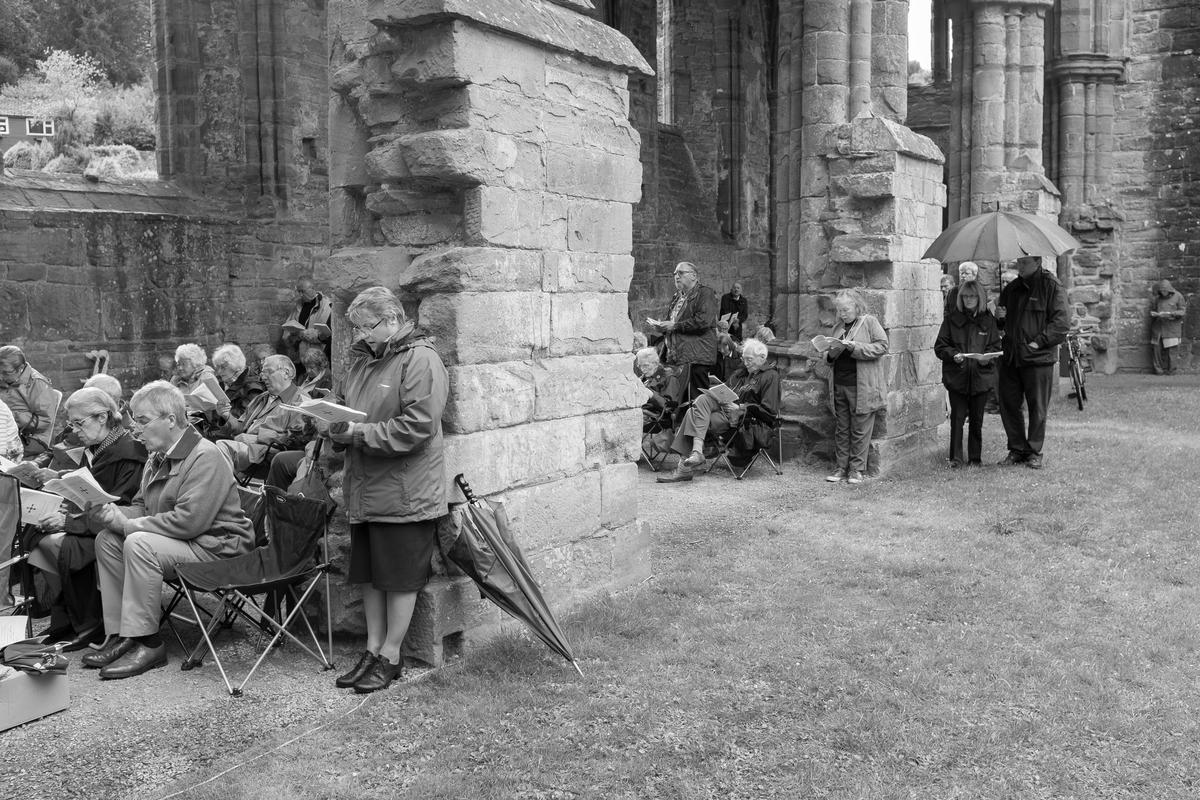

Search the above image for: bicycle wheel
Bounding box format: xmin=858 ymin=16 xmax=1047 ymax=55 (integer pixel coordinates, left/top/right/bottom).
xmin=1070 ymin=362 xmax=1085 ymax=410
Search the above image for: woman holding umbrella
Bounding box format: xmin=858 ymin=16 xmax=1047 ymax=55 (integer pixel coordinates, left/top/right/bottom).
xmin=326 ymin=286 xmax=449 ymax=694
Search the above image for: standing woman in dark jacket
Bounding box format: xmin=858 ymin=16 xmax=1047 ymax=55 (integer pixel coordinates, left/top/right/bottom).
xmin=935 ymin=280 xmax=1002 ymax=467
xmin=327 ymin=286 xmax=449 ymax=694
xmin=27 ymin=387 xmax=147 ymax=649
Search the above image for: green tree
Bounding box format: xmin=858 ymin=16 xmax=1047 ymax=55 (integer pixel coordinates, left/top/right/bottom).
xmin=0 ymin=0 xmax=47 ymax=76
xmin=29 ymin=0 xmax=153 ymax=86
xmin=0 ymin=50 xmax=104 ymax=154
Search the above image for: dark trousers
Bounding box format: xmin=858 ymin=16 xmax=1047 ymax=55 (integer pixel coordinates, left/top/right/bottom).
xmin=681 ymin=362 xmax=716 ymax=401
xmin=997 ymin=361 xmax=1054 ymax=457
xmin=1152 ymin=342 xmax=1177 ymax=375
xmin=947 ymin=390 xmax=988 ymax=463
xmin=266 ymin=449 xmax=305 ymax=489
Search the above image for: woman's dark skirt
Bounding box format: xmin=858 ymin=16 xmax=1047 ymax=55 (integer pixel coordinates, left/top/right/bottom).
xmin=347 ymin=520 xmax=436 ymax=592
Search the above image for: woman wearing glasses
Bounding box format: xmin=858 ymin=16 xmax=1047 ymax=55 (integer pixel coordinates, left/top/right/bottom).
xmin=326 ymin=286 xmax=449 ymax=694
xmin=83 ymin=381 xmax=254 ymax=679
xmin=25 ymin=387 xmax=147 ymax=650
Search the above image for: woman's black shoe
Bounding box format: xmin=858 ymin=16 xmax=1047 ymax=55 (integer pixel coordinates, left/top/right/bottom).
xmin=353 ymin=656 xmax=402 ymax=694
xmin=335 ymin=650 xmax=378 ymax=689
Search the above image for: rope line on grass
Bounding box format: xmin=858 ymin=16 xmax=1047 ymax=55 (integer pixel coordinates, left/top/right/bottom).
xmin=151 ymin=694 xmax=372 ymax=800
xmin=150 ymin=663 xmax=461 ymax=800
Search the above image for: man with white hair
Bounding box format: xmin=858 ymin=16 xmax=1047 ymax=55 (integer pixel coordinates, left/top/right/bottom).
xmin=648 ymin=261 xmax=719 ymax=401
xmin=658 ymin=338 xmax=780 ymax=483
xmin=214 ymin=354 xmax=312 ymax=473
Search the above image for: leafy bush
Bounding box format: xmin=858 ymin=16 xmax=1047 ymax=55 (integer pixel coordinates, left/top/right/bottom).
xmin=93 ymin=81 xmax=156 ymax=150
xmin=2 ymin=139 xmax=55 ymax=170
xmin=0 ymin=57 xmax=19 ymax=88
xmin=84 ymin=143 xmax=156 ymax=181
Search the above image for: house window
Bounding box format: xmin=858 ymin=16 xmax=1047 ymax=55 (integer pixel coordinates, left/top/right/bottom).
xmin=26 ymin=119 xmax=55 ymax=137
xmin=0 ymin=118 xmax=8 ymax=136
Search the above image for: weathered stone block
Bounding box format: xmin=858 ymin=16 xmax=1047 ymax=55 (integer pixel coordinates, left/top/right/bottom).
xmin=445 ymin=361 xmax=537 ymax=433
xmin=610 ymin=520 xmax=651 ymax=590
xmin=542 ymin=251 xmax=635 ymax=293
xmin=531 ymin=352 xmax=645 ymax=419
xmin=831 ymin=233 xmax=894 ymax=263
xmin=401 ymin=575 xmax=499 ymax=667
xmin=322 ymin=247 xmax=414 ymax=291
xmin=549 ymin=293 xmax=632 ymax=355
xmin=546 ymin=146 xmax=642 ymax=202
xmin=444 ymin=416 xmax=588 ymax=496
xmin=584 ymin=408 xmax=641 ymax=467
xmin=600 ymin=462 xmax=638 ymax=529
xmin=494 ymin=471 xmax=602 ymax=553
xmin=379 ymin=212 xmax=462 ymax=245
xmin=567 ymin=199 xmax=632 ymax=254
xmin=403 ymin=247 xmax=543 ymax=293
xmin=464 ymin=187 xmax=566 ymax=249
xmin=420 ymin=291 xmax=550 ymax=363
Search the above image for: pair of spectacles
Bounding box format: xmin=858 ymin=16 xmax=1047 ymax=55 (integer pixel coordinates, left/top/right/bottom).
xmin=131 ymin=414 xmax=168 ymax=429
xmin=66 ymin=414 xmax=100 ymax=431
xmin=349 ymin=317 xmax=384 ymax=335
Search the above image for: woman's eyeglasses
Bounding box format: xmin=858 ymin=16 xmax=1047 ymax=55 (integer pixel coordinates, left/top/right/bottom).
xmin=350 ymin=318 xmax=384 ymax=335
xmin=66 ymin=414 xmax=100 ymax=431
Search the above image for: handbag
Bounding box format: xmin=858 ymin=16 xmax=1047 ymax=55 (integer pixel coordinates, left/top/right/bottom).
xmin=1 ymin=638 xmax=68 ymax=675
xmin=287 ymin=439 xmax=334 ymax=510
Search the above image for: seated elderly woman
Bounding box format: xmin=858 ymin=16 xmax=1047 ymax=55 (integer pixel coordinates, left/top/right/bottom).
xmin=214 ymin=354 xmax=312 ymax=474
xmin=657 ymin=338 xmax=780 ymax=484
xmin=0 ymin=345 xmax=57 ymax=457
xmin=83 ymin=381 xmax=255 ymax=680
xmin=636 ymin=347 xmax=685 ymax=418
xmin=299 ymin=347 xmax=332 ymax=398
xmin=212 ymin=343 xmax=265 ymax=421
xmin=171 ymin=343 xmax=232 ymax=423
xmin=24 ymin=387 xmax=147 ymax=651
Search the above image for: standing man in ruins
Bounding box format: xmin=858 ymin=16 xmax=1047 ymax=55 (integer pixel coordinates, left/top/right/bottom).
xmin=281 ymin=278 xmax=334 ymax=368
xmin=0 ymin=345 xmax=57 ymax=457
xmin=719 ymin=282 xmax=750 ymax=341
xmin=1149 ymin=279 xmax=1187 ymax=375
xmin=995 ymin=255 xmax=1070 ymax=469
xmin=650 ymin=262 xmax=719 ymax=401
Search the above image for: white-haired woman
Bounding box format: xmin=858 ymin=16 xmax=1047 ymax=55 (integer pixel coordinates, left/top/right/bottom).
xmin=212 ymin=343 xmax=265 ymax=420
xmin=824 ymin=289 xmax=889 ymax=484
xmin=171 ymin=343 xmax=232 ymax=422
xmin=85 ymin=381 xmax=254 ymax=679
xmin=26 ymin=387 xmax=147 ymax=650
xmin=657 ymin=338 xmax=780 ymax=483
xmin=326 ymin=286 xmax=448 ymax=694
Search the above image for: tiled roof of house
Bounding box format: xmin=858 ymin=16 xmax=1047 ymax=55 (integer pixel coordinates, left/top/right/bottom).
xmin=0 ymin=102 xmax=52 ymax=118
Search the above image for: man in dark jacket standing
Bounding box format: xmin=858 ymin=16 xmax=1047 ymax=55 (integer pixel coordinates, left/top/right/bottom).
xmin=995 ymin=255 xmax=1070 ymax=469
xmin=651 ymin=262 xmax=719 ymax=400
xmin=719 ymin=282 xmax=750 ymax=341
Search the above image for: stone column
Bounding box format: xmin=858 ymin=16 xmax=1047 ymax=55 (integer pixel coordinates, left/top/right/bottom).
xmin=871 ymin=0 xmax=910 ymax=122
xmin=321 ymin=0 xmax=652 ymax=652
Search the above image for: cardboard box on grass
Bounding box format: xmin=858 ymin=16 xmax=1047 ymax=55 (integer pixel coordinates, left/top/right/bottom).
xmin=0 ymin=616 xmax=69 ymax=733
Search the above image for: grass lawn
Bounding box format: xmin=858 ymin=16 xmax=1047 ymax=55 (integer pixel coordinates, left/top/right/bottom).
xmin=159 ymin=374 xmax=1200 ymax=799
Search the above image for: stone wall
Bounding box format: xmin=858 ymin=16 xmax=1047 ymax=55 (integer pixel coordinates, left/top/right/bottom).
xmin=0 ymin=172 xmax=326 ymax=392
xmin=1108 ymin=0 xmax=1200 ymax=370
xmin=617 ymin=0 xmax=775 ymax=335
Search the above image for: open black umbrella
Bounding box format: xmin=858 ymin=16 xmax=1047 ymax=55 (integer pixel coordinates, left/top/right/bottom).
xmin=446 ymin=474 xmax=582 ymax=677
xmin=922 ymin=210 xmax=1081 ymax=263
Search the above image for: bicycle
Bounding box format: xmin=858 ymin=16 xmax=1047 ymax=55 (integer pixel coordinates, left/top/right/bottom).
xmin=1064 ymin=329 xmax=1091 ymax=410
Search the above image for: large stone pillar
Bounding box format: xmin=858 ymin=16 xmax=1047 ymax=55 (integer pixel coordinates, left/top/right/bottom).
xmin=948 ymin=0 xmax=1060 ymax=223
xmin=772 ymin=0 xmax=947 ymax=469
xmin=1047 ymin=0 xmax=1128 ymax=372
xmin=321 ymin=0 xmax=652 ymax=650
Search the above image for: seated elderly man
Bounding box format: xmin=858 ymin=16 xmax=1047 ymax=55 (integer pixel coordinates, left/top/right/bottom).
xmin=657 ymin=338 xmax=780 ymax=484
xmin=84 ymin=381 xmax=255 ymax=679
xmin=171 ymin=343 xmax=232 ymax=422
xmin=636 ymin=347 xmax=685 ymax=423
xmin=214 ymin=355 xmax=312 ymax=474
xmin=0 ymin=345 xmax=57 ymax=457
xmin=212 ymin=343 xmax=265 ymax=421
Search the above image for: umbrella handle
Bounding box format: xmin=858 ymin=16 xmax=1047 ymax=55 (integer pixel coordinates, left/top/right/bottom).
xmin=454 ymin=473 xmax=477 ymax=504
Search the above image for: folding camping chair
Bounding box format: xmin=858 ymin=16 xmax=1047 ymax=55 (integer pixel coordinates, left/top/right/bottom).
xmin=641 ymin=401 xmax=676 ymax=472
xmin=705 ymin=403 xmax=785 ymax=480
xmin=172 ymin=487 xmax=333 ymax=696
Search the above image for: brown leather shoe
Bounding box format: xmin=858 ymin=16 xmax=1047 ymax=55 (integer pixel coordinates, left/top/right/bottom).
xmin=353 ymin=656 xmax=402 ymax=694
xmin=99 ymin=642 xmax=168 ymax=680
xmin=81 ymin=636 xmax=135 ymax=669
xmin=335 ymin=650 xmax=378 ymax=689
